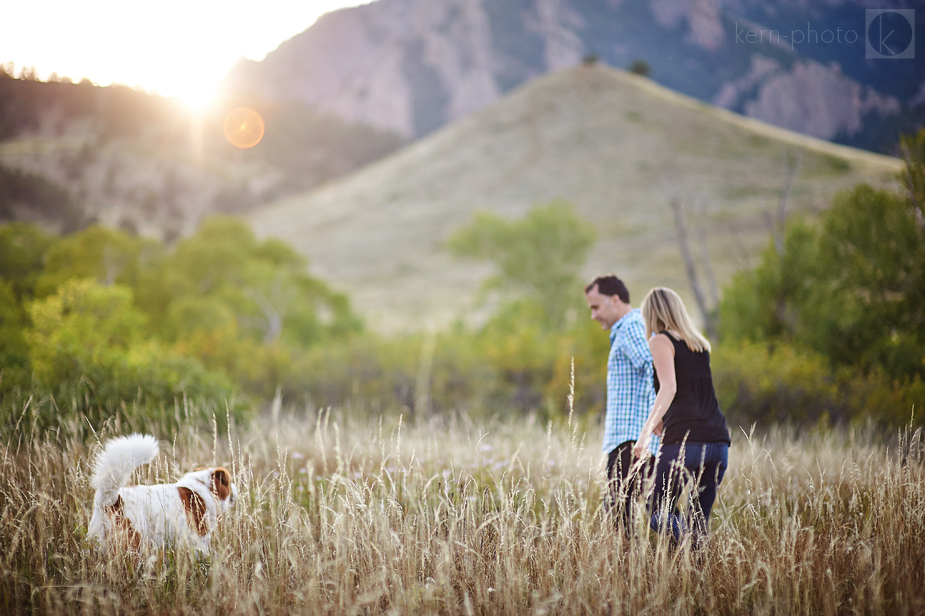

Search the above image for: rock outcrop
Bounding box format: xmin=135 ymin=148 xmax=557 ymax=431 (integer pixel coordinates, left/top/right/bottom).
xmin=224 ymin=0 xmax=920 ymax=151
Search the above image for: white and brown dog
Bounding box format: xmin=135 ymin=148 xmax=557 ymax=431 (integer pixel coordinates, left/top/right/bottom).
xmin=88 ymin=434 xmax=237 ymax=555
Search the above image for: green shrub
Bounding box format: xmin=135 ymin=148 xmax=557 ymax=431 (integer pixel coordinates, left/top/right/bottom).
xmin=713 ymin=340 xmax=924 ymax=429
xmin=20 ymin=278 xmax=243 ymax=432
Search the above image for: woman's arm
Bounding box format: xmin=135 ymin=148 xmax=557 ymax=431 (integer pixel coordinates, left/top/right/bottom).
xmin=633 ymin=334 xmax=677 ymax=458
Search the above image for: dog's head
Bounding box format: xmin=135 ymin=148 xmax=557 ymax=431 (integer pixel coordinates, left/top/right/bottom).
xmin=209 ymin=467 xmax=238 ymax=514
xmin=186 ymin=467 xmax=238 ymax=514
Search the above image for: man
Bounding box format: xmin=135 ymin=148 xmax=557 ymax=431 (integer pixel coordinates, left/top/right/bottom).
xmin=585 ymin=274 xmax=658 ymax=531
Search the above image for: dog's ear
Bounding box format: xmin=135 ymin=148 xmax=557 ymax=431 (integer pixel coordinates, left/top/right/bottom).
xmin=211 ymin=468 xmax=231 ymax=500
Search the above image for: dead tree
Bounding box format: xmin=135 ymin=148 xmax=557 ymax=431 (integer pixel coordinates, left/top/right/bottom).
xmin=763 ymin=148 xmax=803 ymax=333
xmin=243 ymin=277 xmax=290 ymax=345
xmin=765 ymin=148 xmax=803 ymax=258
xmin=692 ymin=199 xmax=720 ymax=307
xmin=667 ymin=192 xmax=717 ymax=340
xmin=663 ymin=149 xmax=803 ymax=342
xmin=900 ymin=135 xmax=925 ymax=231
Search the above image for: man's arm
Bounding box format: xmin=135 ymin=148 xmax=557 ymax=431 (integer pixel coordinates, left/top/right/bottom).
xmin=622 ymin=321 xmax=652 ymax=372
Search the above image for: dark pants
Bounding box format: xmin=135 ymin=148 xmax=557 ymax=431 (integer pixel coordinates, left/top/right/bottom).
xmin=650 ymin=441 xmax=729 ymax=545
xmin=606 ymin=440 xmax=654 ymax=531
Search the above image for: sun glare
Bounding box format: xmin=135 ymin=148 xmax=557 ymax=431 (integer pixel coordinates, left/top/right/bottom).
xmin=172 ymin=79 xmax=220 ymax=114
xmin=223 ymin=107 xmax=265 ymax=149
xmin=1 ymin=1 xmax=375 ymax=110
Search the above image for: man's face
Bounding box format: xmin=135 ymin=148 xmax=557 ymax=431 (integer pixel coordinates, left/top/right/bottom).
xmin=585 ymin=285 xmax=624 ymax=330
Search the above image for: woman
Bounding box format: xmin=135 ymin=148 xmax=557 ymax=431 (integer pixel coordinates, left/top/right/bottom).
xmin=633 ymin=287 xmax=730 ymax=546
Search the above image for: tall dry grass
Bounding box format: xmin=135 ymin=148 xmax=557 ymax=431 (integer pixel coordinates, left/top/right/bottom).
xmin=1 ymin=404 xmax=923 ymax=615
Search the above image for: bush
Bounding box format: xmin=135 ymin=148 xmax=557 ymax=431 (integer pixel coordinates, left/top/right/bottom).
xmin=713 ymin=340 xmax=924 ymax=429
xmin=20 ymin=278 xmax=243 ymax=432
xmin=289 ymin=300 xmax=611 ymax=422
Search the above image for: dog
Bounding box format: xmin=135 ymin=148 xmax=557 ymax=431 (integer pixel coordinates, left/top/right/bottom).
xmin=88 ymin=433 xmax=237 ymax=555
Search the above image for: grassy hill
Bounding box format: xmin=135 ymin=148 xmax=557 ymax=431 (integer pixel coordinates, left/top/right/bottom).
xmin=249 ymin=64 xmax=902 ymax=331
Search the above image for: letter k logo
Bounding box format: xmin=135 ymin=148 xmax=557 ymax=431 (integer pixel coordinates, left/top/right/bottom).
xmin=866 ymin=9 xmax=915 ymax=59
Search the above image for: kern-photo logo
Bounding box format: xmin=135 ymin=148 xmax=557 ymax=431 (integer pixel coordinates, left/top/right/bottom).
xmin=866 ymin=9 xmax=915 ymax=59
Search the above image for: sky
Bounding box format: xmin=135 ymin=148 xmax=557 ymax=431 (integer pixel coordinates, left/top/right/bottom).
xmin=0 ymin=0 xmax=371 ymax=107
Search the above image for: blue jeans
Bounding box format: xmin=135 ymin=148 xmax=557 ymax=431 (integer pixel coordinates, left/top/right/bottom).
xmin=650 ymin=441 xmax=729 ymax=545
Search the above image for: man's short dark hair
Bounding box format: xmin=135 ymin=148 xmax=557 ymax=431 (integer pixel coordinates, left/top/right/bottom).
xmin=585 ymin=274 xmax=630 ymax=303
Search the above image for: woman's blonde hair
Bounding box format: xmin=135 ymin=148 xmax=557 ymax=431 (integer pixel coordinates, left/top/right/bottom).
xmin=640 ymin=287 xmax=711 ymax=353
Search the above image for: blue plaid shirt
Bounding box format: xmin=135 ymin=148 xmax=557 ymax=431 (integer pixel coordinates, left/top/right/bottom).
xmin=602 ymin=308 xmax=659 ymax=455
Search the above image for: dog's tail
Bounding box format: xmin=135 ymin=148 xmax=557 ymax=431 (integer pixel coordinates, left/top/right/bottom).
xmin=91 ymin=434 xmax=159 ymax=508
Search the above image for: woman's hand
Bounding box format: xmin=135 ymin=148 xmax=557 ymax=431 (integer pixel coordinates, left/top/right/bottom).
xmin=653 ymin=419 xmax=664 ymax=437
xmin=633 ymin=433 xmax=650 ymax=459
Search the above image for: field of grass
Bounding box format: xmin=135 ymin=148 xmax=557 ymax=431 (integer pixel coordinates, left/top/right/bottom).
xmin=1 ymin=404 xmax=924 ymax=615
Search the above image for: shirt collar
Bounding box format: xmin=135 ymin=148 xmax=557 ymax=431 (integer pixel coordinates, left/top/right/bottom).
xmin=609 ymin=308 xmax=637 ymax=341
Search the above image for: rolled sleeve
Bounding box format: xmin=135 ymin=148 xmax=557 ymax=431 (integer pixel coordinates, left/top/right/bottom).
xmin=622 ymin=321 xmax=652 ymax=372
xmin=602 ymin=309 xmax=659 ymax=455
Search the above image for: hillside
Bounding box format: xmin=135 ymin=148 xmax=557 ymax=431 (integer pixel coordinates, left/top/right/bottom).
xmin=0 ymin=71 xmax=403 ymax=236
xmin=224 ymin=0 xmax=923 ymax=153
xmin=248 ymin=65 xmax=902 ymax=331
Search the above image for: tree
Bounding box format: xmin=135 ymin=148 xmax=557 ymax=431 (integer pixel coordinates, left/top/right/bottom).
xmin=447 ymin=200 xmax=596 ymax=328
xmin=803 ymin=184 xmax=924 ymax=378
xmin=0 ymin=280 xmax=30 ymax=380
xmin=629 ymin=60 xmax=651 ymax=77
xmin=149 ymin=216 xmax=361 ymax=346
xmin=33 ymin=225 xmax=155 ymax=298
xmin=27 ymin=278 xmax=148 ymax=387
xmin=719 ymin=220 xmax=818 ymax=343
xmin=719 ymin=130 xmax=925 ymax=381
xmin=0 ymin=221 xmax=54 ymax=300
xmin=26 ymin=278 xmax=234 ymax=407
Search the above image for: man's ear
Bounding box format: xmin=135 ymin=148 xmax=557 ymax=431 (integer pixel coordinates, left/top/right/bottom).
xmin=211 ymin=468 xmax=231 ymax=500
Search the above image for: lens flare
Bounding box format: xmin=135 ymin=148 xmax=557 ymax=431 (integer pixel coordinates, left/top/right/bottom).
xmin=223 ymin=107 xmax=265 ymax=149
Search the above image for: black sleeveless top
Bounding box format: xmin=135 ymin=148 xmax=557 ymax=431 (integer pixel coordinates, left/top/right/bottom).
xmin=654 ymin=332 xmax=731 ymax=445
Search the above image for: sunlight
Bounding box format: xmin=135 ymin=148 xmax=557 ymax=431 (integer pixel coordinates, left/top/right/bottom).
xmin=172 ymin=78 xmax=220 ymax=114
xmin=0 ymin=0 xmax=374 ymax=102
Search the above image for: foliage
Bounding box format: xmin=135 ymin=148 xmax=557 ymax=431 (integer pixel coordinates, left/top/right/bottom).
xmin=23 ymin=278 xmax=236 ymax=426
xmin=720 ymin=130 xmax=925 ymax=385
xmin=720 ymin=184 xmax=925 ymax=383
xmin=718 ymin=220 xmax=818 ymax=343
xmin=0 ymin=217 xmax=365 ymax=430
xmin=34 ymin=224 xmax=156 ymax=298
xmin=806 ymin=185 xmax=924 ymax=378
xmin=291 ymin=300 xmax=611 ymax=422
xmin=140 ymin=217 xmax=361 ymax=347
xmin=0 ymin=221 xmax=55 ymax=300
xmin=0 ymin=280 xmax=30 ymax=387
xmin=712 ymin=340 xmax=923 ymax=428
xmin=628 ymin=59 xmax=651 ymax=77
xmin=447 ymin=200 xmax=596 ymax=329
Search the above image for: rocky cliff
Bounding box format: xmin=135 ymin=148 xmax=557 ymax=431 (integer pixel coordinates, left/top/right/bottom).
xmin=224 ymin=0 xmax=923 ymax=152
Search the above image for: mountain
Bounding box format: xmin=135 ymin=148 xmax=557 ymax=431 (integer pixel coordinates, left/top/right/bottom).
xmin=248 ymin=65 xmax=902 ymax=330
xmin=223 ymin=0 xmax=924 ymax=154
